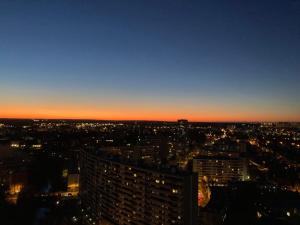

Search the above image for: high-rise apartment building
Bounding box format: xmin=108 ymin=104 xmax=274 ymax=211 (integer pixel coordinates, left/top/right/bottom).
xmin=193 ymin=155 xmax=249 ymax=187
xmin=80 ymin=149 xmax=198 ymax=225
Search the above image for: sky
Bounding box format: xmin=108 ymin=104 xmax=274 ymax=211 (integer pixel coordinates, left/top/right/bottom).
xmin=0 ymin=0 xmax=300 ymax=122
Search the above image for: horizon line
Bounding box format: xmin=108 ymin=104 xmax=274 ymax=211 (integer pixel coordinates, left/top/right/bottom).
xmin=0 ymin=117 xmax=299 ymax=123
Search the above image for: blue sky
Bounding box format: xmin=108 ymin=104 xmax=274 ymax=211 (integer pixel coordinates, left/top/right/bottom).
xmin=1 ymin=0 xmax=299 ymax=121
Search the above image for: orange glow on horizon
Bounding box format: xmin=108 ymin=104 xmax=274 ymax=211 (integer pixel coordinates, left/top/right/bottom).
xmin=1 ymin=104 xmax=299 ymax=122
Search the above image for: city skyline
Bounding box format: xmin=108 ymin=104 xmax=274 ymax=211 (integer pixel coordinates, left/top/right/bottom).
xmin=1 ymin=0 xmax=300 ymax=122
xmin=1 ymin=1 xmax=300 ymax=225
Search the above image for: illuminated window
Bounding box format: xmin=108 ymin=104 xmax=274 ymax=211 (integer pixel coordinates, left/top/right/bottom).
xmin=172 ymin=189 xmax=178 ymax=194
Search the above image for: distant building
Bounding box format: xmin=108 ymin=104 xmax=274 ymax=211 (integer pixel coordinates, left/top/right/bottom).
xmin=178 ymin=119 xmax=189 ymax=126
xmin=80 ymin=149 xmax=198 ymax=225
xmin=178 ymin=119 xmax=189 ymax=136
xmin=192 ymin=155 xmax=249 ymax=187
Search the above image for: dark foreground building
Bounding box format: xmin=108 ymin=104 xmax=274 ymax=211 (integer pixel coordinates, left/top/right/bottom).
xmin=80 ymin=149 xmax=198 ymax=225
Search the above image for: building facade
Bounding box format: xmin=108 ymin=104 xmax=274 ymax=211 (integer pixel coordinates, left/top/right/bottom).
xmin=193 ymin=156 xmax=249 ymax=187
xmin=80 ymin=149 xmax=198 ymax=225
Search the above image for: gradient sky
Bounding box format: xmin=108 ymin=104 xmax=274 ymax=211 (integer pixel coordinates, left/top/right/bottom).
xmin=1 ymin=0 xmax=300 ymax=121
